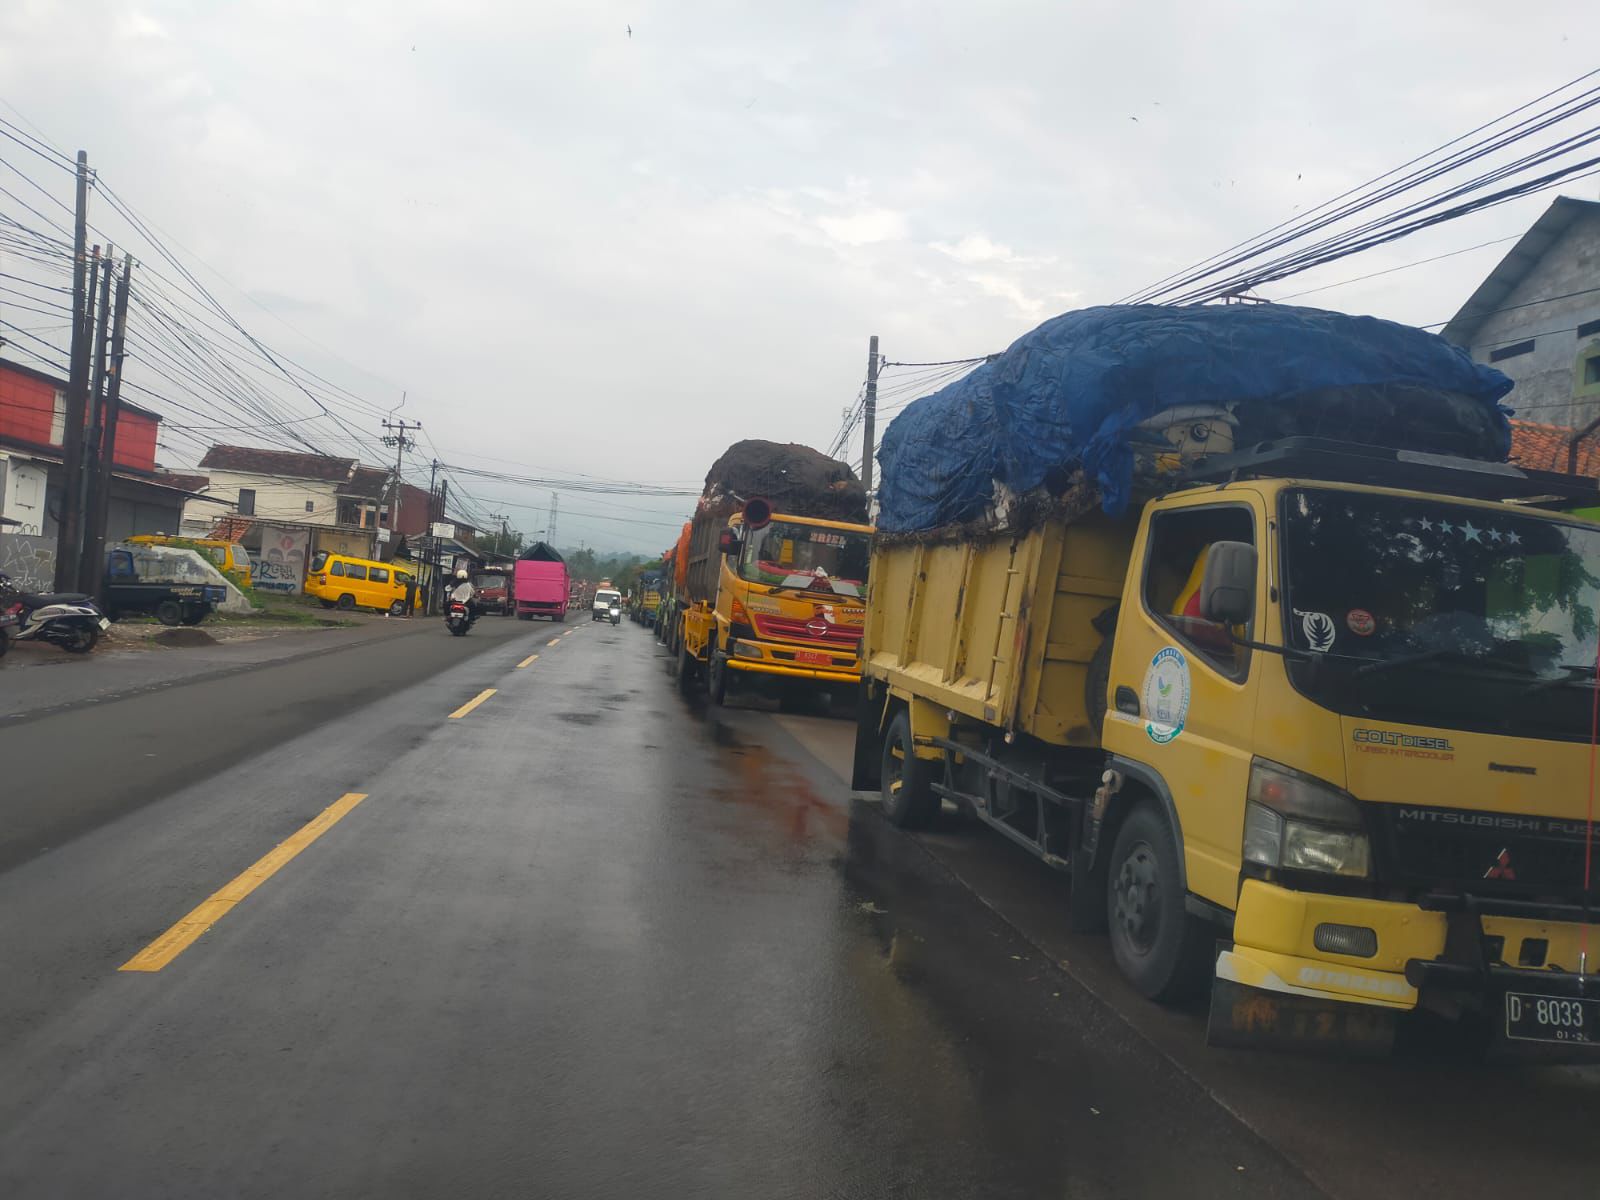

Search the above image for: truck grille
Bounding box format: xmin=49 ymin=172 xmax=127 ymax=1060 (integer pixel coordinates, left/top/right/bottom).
xmin=1375 ymin=803 xmax=1600 ymax=901
xmin=752 ymin=613 xmax=860 ymax=646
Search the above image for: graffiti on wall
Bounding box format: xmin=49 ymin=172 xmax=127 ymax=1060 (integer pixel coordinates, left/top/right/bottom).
xmin=250 ymin=525 xmax=310 ymax=593
xmin=0 ymin=532 xmax=56 ymax=591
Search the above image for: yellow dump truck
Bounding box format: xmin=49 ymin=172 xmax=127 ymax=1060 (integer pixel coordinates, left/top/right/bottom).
xmin=673 ymin=440 xmax=873 ymax=706
xmin=855 ymin=439 xmax=1600 ymax=1055
xmin=851 ymin=292 xmax=1600 ymax=1056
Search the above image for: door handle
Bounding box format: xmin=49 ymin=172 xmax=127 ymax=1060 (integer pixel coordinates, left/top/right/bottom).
xmin=1114 ymin=686 xmax=1140 ymax=717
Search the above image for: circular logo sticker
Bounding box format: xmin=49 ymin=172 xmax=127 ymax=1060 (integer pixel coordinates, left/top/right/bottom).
xmin=1346 ymin=608 xmax=1375 ymax=637
xmin=1142 ymin=646 xmax=1191 ymax=744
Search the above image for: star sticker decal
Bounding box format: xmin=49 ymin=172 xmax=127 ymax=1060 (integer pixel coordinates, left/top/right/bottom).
xmin=1505 ymin=530 xmax=1521 ymax=545
xmin=1439 ymin=520 xmax=1454 ymax=535
xmin=1419 ymin=517 xmax=1433 ymax=531
xmin=1488 ymin=528 xmax=1503 ymax=542
xmin=1461 ymin=520 xmax=1482 ymax=542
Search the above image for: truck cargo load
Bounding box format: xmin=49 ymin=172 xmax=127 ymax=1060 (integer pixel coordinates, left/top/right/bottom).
xmin=876 ymin=303 xmax=1513 ymax=533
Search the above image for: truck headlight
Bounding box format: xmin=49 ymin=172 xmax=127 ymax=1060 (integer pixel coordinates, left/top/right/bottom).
xmin=1243 ymin=760 xmax=1370 ymax=878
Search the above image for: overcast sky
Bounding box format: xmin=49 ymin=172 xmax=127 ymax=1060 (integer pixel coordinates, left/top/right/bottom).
xmin=1 ymin=1 xmax=1594 ymax=551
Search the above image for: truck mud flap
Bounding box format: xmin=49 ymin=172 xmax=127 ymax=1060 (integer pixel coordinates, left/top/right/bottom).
xmin=850 ymin=685 xmax=884 ymax=792
xmin=1207 ymin=970 xmax=1396 ymax=1058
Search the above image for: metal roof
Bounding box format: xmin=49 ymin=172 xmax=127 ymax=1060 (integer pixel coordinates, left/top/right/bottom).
xmin=1441 ymin=196 xmax=1600 ymax=348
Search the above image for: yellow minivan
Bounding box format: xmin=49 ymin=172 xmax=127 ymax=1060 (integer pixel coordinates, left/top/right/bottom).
xmin=127 ymin=535 xmax=253 ymax=587
xmin=305 ymin=551 xmax=416 ymax=615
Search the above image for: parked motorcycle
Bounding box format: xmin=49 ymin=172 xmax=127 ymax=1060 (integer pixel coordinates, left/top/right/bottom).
xmin=0 ymin=570 xmax=109 ymax=654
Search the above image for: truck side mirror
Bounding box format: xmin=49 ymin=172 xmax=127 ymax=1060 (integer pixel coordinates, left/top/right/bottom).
xmin=1200 ymin=541 xmax=1256 ymax=626
xmin=718 ymin=527 xmax=741 ymax=557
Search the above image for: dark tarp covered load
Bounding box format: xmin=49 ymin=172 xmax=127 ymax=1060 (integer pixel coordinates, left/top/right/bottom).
xmin=876 ymin=304 xmax=1514 ymax=533
xmin=518 ymin=541 xmax=565 ymax=563
xmin=702 ymin=439 xmax=868 ymax=523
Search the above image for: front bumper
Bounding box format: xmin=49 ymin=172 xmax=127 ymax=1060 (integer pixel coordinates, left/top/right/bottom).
xmin=1213 ymin=878 xmax=1600 ymax=1054
xmin=726 ymin=637 xmax=860 ymax=685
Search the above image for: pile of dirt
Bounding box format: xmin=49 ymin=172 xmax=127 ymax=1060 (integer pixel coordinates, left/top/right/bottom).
xmin=152 ymin=627 xmax=218 ymax=648
xmin=702 ymin=440 xmax=867 ymax=522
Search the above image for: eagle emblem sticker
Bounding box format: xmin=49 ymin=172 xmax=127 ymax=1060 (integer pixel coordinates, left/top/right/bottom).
xmin=1143 ymin=646 xmax=1191 ymax=744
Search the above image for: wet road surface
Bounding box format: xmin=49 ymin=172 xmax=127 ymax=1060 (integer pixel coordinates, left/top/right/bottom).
xmin=0 ymin=618 xmax=1312 ymax=1198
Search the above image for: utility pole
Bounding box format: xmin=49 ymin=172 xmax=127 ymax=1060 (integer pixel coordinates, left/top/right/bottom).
xmin=548 ymin=492 xmax=558 ymax=544
xmin=55 ymin=150 xmax=93 ymax=591
xmin=379 ymin=417 xmax=421 ymax=548
xmin=860 ymin=334 xmax=880 ymax=496
xmin=81 ymin=255 xmax=133 ymax=597
xmin=78 ymin=250 xmax=116 ymax=589
xmin=424 ymin=458 xmax=441 ymax=615
xmin=489 ymin=512 xmax=511 ymax=556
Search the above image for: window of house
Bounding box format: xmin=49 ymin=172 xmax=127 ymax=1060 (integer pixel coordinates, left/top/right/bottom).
xmin=1586 ymin=356 xmax=1600 ymax=388
xmin=369 ymin=567 xmax=389 ymax=583
xmin=1142 ymin=505 xmax=1255 ymax=676
xmin=1576 ymin=318 xmax=1600 ymax=340
xmin=237 ymin=488 xmax=256 ymax=516
xmin=49 ymin=389 xmax=66 ymax=444
xmin=1489 ymin=339 xmax=1535 ymax=363
xmin=305 ymin=500 xmax=315 ymax=513
xmin=345 ymin=563 xmax=368 ymax=580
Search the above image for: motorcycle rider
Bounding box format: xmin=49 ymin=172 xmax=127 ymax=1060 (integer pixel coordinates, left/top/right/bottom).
xmin=448 ymin=567 xmax=478 ymax=624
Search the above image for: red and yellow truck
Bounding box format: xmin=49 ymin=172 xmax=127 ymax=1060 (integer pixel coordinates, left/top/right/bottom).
xmin=668 ymin=441 xmax=872 ymax=706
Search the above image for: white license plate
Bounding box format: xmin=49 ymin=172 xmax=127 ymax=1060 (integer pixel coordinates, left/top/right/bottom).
xmin=1505 ymin=991 xmax=1600 ymax=1045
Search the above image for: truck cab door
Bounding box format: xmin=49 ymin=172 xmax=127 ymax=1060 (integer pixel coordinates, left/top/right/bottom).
xmin=1101 ymin=494 xmax=1265 ymax=912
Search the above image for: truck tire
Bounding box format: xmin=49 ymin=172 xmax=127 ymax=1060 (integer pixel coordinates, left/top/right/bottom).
xmin=389 ymin=600 xmax=407 ymax=616
xmin=181 ymin=607 xmax=207 ymax=626
xmin=155 ymin=599 xmax=183 ymax=626
xmin=553 ymin=609 xmax=566 ymax=624
xmin=336 ymin=594 xmax=356 ymax=611
xmin=1106 ymin=805 xmax=1211 ymax=1003
xmin=677 ymin=640 xmax=699 ymax=694
xmin=708 ymin=651 xmax=730 ymax=705
xmin=880 ymin=710 xmax=939 ymax=829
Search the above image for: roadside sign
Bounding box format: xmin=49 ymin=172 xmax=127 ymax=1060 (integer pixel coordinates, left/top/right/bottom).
xmin=431 ymin=521 xmax=454 ymax=539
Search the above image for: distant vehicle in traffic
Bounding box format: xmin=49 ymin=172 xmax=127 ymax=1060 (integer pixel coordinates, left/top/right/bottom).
xmin=473 ymin=570 xmax=512 ymax=616
xmin=515 ymin=542 xmax=569 ymax=622
xmin=591 ymin=588 xmax=622 ymax=622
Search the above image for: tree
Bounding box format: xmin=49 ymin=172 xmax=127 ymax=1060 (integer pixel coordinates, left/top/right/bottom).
xmin=481 ymin=528 xmax=525 ymax=558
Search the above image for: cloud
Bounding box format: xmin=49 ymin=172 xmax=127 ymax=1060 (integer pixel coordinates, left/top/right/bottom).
xmin=815 ymin=207 xmax=910 ymax=246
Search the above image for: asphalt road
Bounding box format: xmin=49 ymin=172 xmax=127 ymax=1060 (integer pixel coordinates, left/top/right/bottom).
xmin=3 ymin=614 xmax=1594 ymax=1197
xmin=0 ymin=613 xmax=1311 ymax=1199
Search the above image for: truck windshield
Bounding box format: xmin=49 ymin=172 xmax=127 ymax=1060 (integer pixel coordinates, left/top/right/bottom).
xmin=1280 ymin=488 xmax=1600 ymax=740
xmin=739 ymin=522 xmax=869 ymax=597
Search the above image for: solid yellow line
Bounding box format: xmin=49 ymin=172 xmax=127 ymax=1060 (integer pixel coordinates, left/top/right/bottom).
xmin=449 ymin=688 xmax=497 ymax=719
xmin=517 ymin=653 xmax=539 ymax=668
xmin=120 ymin=792 xmax=369 ymax=973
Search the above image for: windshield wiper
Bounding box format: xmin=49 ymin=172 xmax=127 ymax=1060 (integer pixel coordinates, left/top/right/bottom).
xmin=1354 ymin=646 xmax=1536 ymax=680
xmin=1517 ymin=663 xmax=1600 ymax=697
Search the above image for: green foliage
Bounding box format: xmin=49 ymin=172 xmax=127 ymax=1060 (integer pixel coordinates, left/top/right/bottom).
xmin=562 ymin=547 xmax=650 ymax=592
xmin=480 ymin=528 xmax=525 ymax=558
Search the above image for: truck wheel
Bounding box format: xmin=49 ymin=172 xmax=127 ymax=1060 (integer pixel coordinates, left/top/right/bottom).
xmin=1106 ymin=805 xmax=1211 ymax=1003
xmin=677 ymin=640 xmax=699 ymax=693
xmin=708 ymin=652 xmax=731 ymax=705
xmin=880 ymin=710 xmax=939 ymax=829
xmin=155 ymin=599 xmax=183 ymax=626
xmin=181 ymin=607 xmax=207 ymax=626
xmin=336 ymin=594 xmax=356 ymax=611
xmin=389 ymin=600 xmax=407 ymax=616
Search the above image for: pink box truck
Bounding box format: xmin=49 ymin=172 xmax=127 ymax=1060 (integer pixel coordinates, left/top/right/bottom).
xmin=514 ymin=542 xmax=569 ymax=622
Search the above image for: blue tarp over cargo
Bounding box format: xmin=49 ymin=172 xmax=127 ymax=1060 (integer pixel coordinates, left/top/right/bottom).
xmin=875 ymin=304 xmax=1514 ymax=532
